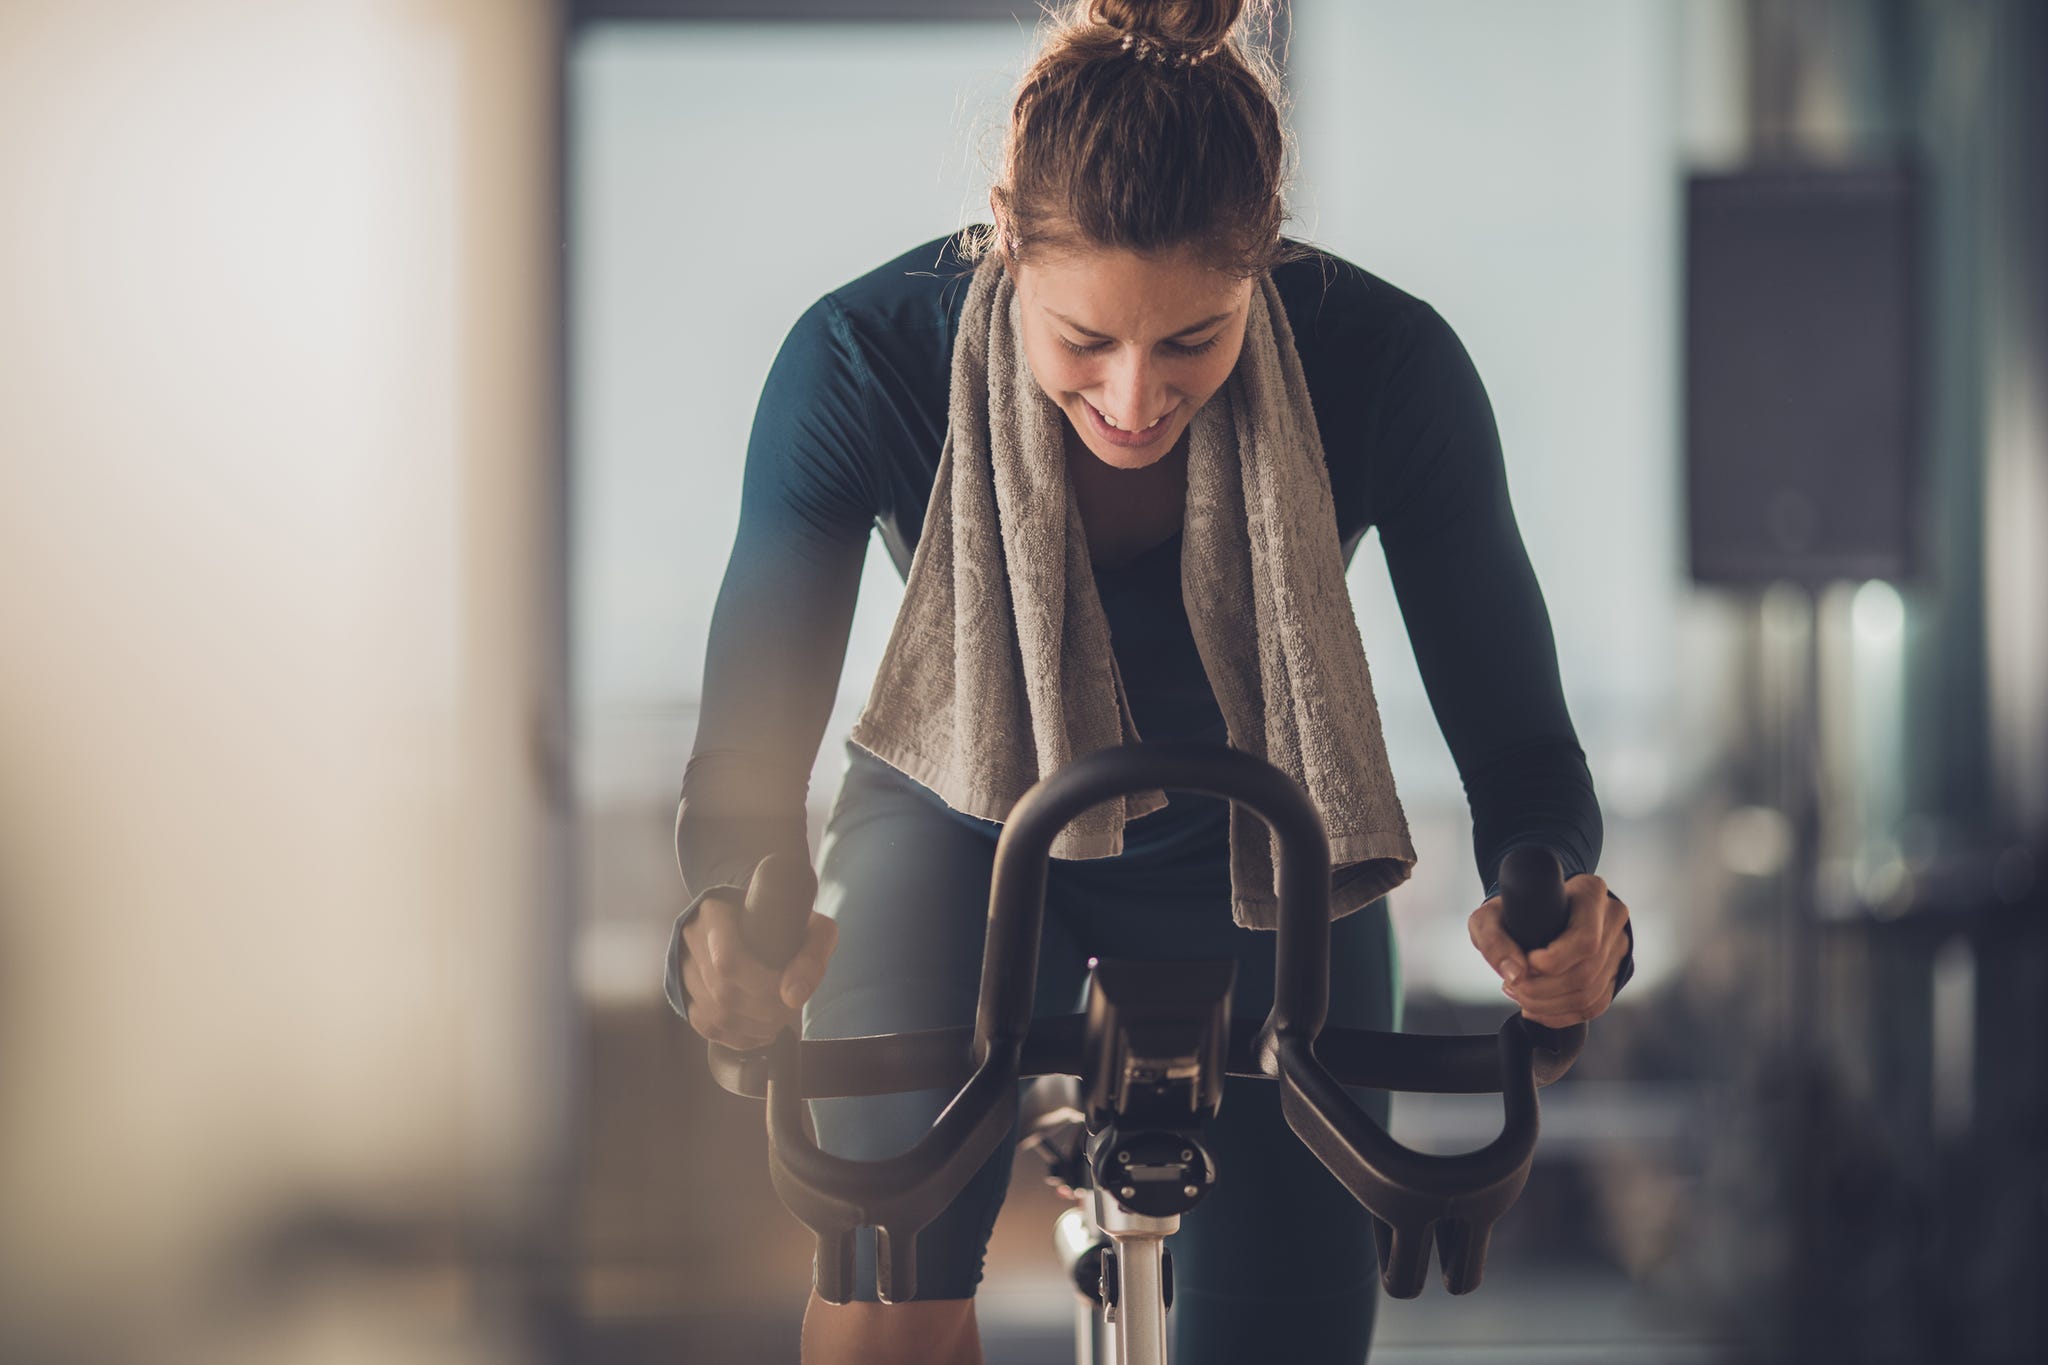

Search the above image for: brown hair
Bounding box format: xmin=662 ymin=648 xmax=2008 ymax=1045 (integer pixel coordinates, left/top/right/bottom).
xmin=960 ymin=0 xmax=1315 ymax=280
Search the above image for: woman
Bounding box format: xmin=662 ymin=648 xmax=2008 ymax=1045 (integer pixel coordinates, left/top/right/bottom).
xmin=666 ymin=2 xmax=1634 ymax=1362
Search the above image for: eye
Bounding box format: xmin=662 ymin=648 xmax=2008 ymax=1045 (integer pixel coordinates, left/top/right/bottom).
xmin=1057 ymin=335 xmax=1222 ymax=357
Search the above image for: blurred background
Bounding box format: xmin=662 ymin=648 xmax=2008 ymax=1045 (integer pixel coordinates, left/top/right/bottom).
xmin=1 ymin=1 xmax=2041 ymax=1362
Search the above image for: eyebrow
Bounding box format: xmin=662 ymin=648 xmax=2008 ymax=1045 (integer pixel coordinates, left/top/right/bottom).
xmin=1048 ymin=307 xmax=1236 ymax=340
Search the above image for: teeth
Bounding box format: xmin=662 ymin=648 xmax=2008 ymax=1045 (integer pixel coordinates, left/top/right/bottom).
xmin=1095 ymin=404 xmax=1164 ymax=432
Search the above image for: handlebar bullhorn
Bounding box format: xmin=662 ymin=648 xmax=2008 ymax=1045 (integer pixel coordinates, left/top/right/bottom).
xmin=706 ymin=744 xmax=1588 ymax=1303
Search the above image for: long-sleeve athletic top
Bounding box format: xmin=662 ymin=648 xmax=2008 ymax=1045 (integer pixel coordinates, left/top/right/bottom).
xmin=669 ymin=226 xmax=1631 ymax=1003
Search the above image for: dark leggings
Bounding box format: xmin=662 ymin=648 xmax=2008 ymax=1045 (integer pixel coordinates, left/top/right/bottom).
xmin=802 ymin=744 xmax=1399 ymax=1364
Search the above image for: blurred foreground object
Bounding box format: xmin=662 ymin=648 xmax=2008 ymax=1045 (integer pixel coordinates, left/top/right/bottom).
xmin=0 ymin=2 xmax=571 ymax=1363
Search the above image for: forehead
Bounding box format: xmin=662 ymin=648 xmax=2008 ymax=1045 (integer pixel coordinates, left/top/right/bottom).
xmin=1016 ymin=245 xmax=1250 ymax=336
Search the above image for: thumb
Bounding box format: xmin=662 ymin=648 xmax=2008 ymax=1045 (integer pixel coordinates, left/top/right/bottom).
xmin=1468 ymin=897 xmax=1529 ymax=985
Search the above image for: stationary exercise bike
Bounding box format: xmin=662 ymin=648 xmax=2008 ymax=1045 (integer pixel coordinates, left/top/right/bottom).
xmin=703 ymin=742 xmax=1587 ymax=1365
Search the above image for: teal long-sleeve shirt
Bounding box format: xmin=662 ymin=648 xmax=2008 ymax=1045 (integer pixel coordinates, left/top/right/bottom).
xmin=674 ymin=227 xmax=1622 ymax=987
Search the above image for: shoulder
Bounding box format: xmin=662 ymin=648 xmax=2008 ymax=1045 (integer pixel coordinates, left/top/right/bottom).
xmin=761 ymin=229 xmax=977 ymax=438
xmin=1268 ymin=242 xmax=1495 ymax=534
xmin=813 ymin=227 xmax=981 ymax=351
xmin=1268 ymin=237 xmax=1450 ymax=361
xmin=1272 ymin=239 xmax=1493 ymax=437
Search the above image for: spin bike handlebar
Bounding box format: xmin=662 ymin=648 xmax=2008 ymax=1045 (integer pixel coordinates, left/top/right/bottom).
xmin=703 ymin=742 xmax=1588 ymax=1302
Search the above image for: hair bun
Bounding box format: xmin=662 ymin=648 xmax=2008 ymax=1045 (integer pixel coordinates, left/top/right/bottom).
xmin=1089 ymin=0 xmax=1248 ymax=55
xmin=975 ymin=0 xmax=1303 ymax=281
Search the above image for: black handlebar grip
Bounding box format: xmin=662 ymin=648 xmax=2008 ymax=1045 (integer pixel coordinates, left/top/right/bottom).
xmin=1495 ymin=845 xmax=1587 ymax=1073
xmin=741 ymin=854 xmax=817 ymax=971
xmin=1497 ymin=846 xmax=1569 ymax=952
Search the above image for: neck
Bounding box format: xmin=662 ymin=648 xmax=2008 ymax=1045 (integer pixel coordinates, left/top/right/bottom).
xmin=1063 ymin=422 xmax=1189 ymax=568
xmin=1062 ymin=421 xmax=1190 ymax=484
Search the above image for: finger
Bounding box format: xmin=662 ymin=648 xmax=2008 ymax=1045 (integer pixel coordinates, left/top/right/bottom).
xmin=1505 ymin=964 xmax=1617 ymax=1025
xmin=681 ymin=889 xmax=742 ymax=960
xmin=1527 ymin=981 xmax=1612 ymax=1028
xmin=697 ymin=897 xmax=790 ymax=1001
xmin=1504 ymin=971 xmax=1590 ymax=1009
xmin=1523 ymin=877 xmax=1604 ymax=973
xmin=682 ymin=972 xmax=774 ymax=1050
xmin=1529 ymin=898 xmax=1631 ymax=994
xmin=780 ymin=912 xmax=840 ymax=1010
xmin=684 ymin=957 xmax=786 ymax=1031
xmin=1508 ymin=987 xmax=1601 ymax=1032
xmin=1503 ymin=974 xmax=1598 ymax=1027
xmin=1527 ymin=877 xmax=1609 ymax=976
xmin=1511 ymin=929 xmax=1622 ymax=1002
xmin=1603 ymin=893 xmax=1631 ymax=955
xmin=1467 ymin=898 xmax=1529 ymax=984
xmin=682 ymin=951 xmax=787 ymax=1035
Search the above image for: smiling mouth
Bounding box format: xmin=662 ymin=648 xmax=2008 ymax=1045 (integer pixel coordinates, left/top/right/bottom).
xmin=1089 ymin=402 xmax=1168 ymax=433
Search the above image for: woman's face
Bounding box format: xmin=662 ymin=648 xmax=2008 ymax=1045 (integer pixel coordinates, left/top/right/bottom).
xmin=1008 ymin=242 xmax=1254 ymax=472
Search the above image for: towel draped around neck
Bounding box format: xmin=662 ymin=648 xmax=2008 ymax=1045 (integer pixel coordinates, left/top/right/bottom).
xmin=848 ymin=252 xmax=1415 ymax=928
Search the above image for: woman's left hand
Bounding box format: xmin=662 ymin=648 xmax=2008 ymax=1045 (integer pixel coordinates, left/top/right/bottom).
xmin=1467 ymin=873 xmax=1630 ymax=1028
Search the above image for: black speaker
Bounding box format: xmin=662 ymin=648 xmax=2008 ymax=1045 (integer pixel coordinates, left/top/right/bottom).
xmin=1684 ymin=166 xmax=1922 ymax=586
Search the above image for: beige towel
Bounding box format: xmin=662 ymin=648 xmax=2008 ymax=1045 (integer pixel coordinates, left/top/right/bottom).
xmin=849 ymin=253 xmax=1415 ymax=928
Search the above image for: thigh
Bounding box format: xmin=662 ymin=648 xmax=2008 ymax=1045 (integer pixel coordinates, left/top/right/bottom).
xmin=804 ymin=748 xmax=1004 ymax=1046
xmin=802 ymin=746 xmax=1087 ymax=1301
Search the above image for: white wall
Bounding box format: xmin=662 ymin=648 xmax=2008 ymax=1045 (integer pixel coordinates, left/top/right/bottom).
xmin=570 ymin=21 xmax=1028 ymax=807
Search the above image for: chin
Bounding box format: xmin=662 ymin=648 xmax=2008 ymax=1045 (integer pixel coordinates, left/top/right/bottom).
xmin=1071 ymin=407 xmax=1184 ymax=471
xmin=1096 ymin=444 xmax=1174 ymax=471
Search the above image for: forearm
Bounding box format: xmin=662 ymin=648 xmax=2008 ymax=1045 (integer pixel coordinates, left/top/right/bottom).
xmin=1470 ymin=738 xmax=1602 ymax=900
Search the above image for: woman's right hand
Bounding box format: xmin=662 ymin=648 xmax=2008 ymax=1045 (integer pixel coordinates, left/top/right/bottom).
xmin=677 ymin=890 xmax=839 ymax=1051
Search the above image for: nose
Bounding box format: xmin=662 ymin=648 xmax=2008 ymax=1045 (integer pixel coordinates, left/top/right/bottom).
xmin=1096 ymin=351 xmax=1171 ymax=429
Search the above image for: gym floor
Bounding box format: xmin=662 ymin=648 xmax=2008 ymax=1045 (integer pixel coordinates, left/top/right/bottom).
xmin=570 ymin=1257 xmax=1722 ymax=1364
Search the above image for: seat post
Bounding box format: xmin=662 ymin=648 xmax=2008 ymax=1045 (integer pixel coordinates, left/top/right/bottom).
xmin=1095 ymin=1186 xmax=1179 ymax=1365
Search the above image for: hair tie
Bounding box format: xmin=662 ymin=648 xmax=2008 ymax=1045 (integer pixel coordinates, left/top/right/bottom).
xmin=1116 ymin=31 xmax=1221 ymax=67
